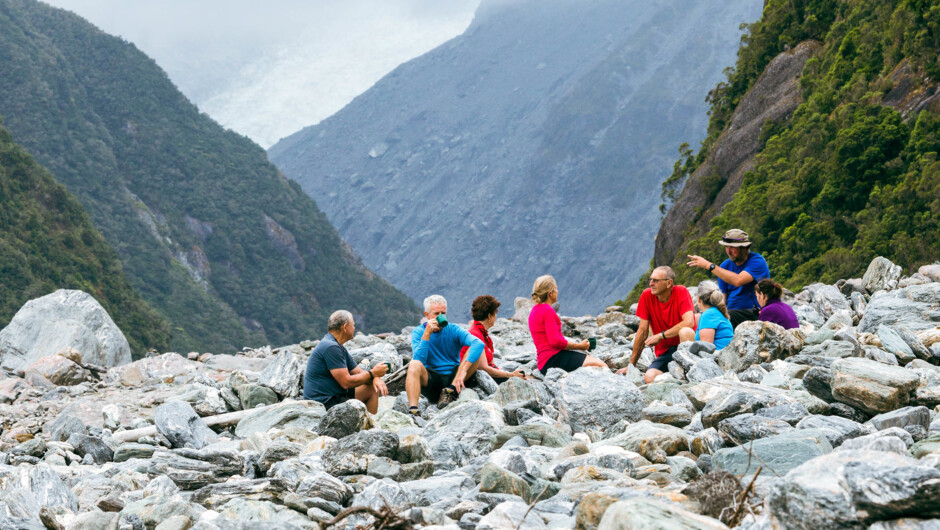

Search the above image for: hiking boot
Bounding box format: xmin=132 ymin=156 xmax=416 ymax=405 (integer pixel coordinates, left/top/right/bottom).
xmin=437 ymin=387 xmax=458 ymax=408
xmin=408 ymin=406 xmax=421 ymax=417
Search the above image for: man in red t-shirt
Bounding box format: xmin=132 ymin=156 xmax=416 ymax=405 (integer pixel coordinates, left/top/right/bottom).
xmin=616 ymin=266 xmax=695 ymax=383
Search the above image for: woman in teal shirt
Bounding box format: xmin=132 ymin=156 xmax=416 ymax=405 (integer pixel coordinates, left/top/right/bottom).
xmin=680 ymin=280 xmax=734 ymax=349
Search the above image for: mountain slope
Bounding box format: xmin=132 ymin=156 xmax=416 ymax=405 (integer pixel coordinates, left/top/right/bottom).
xmin=0 ymin=0 xmax=420 ymax=351
xmin=0 ymin=120 xmax=169 ymax=353
xmin=269 ymin=0 xmax=762 ymax=318
xmin=647 ymin=0 xmax=940 ymax=296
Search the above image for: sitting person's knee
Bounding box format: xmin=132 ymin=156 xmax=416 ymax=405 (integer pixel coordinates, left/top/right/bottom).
xmin=644 ymin=369 xmax=660 ymax=384
xmin=678 ymin=327 xmax=695 ymax=342
xmin=407 ymin=360 xmax=425 ymax=375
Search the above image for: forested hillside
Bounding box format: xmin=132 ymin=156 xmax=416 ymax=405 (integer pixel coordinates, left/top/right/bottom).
xmin=645 ymin=0 xmax=940 ymax=299
xmin=0 ymin=0 xmax=419 ymax=352
xmin=0 ymin=120 xmax=169 ymax=352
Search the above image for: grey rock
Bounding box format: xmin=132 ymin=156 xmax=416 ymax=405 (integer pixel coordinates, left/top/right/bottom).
xmin=552 ymin=367 xmax=643 ymax=433
xmin=830 ymin=357 xmax=920 ymax=414
xmin=66 ymin=512 xmax=119 ymax=530
xmin=112 ymin=443 xmax=156 ymax=463
xmin=717 ymin=413 xmax=793 ymax=444
xmin=738 ymin=364 xmax=768 ymax=383
xmin=321 ymin=429 xmax=399 ymax=475
xmin=478 ymin=501 xmax=546 ymax=529
xmin=796 ymin=415 xmax=871 ymax=447
xmin=234 ymin=400 xmax=325 ymax=438
xmin=691 ymin=428 xmax=724 ymax=456
xmin=11 ymin=437 xmax=46 ymax=458
xmin=894 ymin=324 xmax=935 ymax=362
xmin=802 ymin=366 xmax=834 ymax=402
xmin=392 ymin=391 xmax=429 ymax=416
xmin=473 ymin=369 xmax=499 ymax=395
xmin=400 ymin=472 xmax=475 ymax=506
xmin=258 ymin=440 xmax=301 ymax=473
xmin=800 ymin=339 xmax=859 ymax=358
xmin=701 ymin=391 xmax=761 ymax=429
xmin=25 ymin=355 xmax=90 ymax=386
xmin=66 ymin=434 xmax=113 ymax=464
xmin=256 ymin=350 xmax=303 ymax=398
xmin=838 ymin=428 xmax=913 ymax=453
xmin=155 ymin=400 xmax=217 ymax=449
xmin=316 ymin=399 xmax=372 ymax=439
xmin=349 ymin=478 xmax=412 ymax=524
xmin=642 ymin=402 xmax=693 ymax=427
xmin=867 ymin=406 xmax=931 ymax=441
xmin=717 ymin=321 xmax=802 ymax=372
xmin=212 ymin=498 xmax=312 ymax=528
xmin=689 ymin=341 xmax=717 ymax=355
xmin=424 ymin=400 xmax=506 ymax=457
xmin=147 ymin=448 xmax=245 ymax=490
xmin=687 ymin=358 xmax=724 ymax=383
xmin=593 ymin=420 xmax=689 ymax=461
xmin=190 ymin=478 xmax=289 ymax=509
xmin=858 ymin=283 xmax=940 ymax=333
xmin=546 ymin=446 xmax=636 ymax=480
xmin=755 ymin=403 xmax=811 ymax=426
xmin=811 ymin=284 xmax=852 ymax=321
xmin=495 ymin=424 xmax=574 ymax=448
xmin=294 ymin=471 xmax=352 ymax=505
xmin=713 ymin=429 xmax=832 ymax=477
xmin=0 ymin=290 xmax=131 ymax=370
xmin=862 ymin=256 xmax=902 ymax=293
xmin=597 ymin=499 xmax=728 ymax=529
xmin=237 ymin=384 xmax=278 ymax=410
xmin=493 ymin=377 xmax=538 ymax=407
xmin=767 ymin=450 xmax=940 ymax=528
xmin=878 ymin=325 xmax=916 ymax=363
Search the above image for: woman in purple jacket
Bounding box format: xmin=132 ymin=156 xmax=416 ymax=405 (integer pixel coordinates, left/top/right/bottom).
xmin=755 ymin=279 xmax=799 ymax=329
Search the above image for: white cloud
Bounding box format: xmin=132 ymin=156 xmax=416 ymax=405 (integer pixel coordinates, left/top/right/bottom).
xmin=43 ymin=0 xmax=479 ymax=146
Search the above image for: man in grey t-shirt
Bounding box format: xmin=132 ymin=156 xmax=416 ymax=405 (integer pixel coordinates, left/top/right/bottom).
xmin=302 ymin=310 xmax=388 ymax=413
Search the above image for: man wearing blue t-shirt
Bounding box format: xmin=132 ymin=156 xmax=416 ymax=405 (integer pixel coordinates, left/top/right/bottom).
xmin=687 ymin=228 xmax=770 ymax=329
xmin=406 ymin=294 xmax=485 ymax=415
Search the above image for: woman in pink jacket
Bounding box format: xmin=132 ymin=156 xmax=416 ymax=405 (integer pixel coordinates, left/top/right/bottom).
xmin=528 ymin=275 xmax=607 ymax=374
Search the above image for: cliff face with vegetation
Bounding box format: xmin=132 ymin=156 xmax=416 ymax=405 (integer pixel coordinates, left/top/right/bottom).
xmin=644 ymin=0 xmax=940 ymax=300
xmin=0 ymin=121 xmax=168 ymax=353
xmin=0 ymin=0 xmax=419 ymax=352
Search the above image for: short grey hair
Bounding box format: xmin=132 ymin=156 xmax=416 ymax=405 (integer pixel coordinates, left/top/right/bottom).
xmin=652 ymin=266 xmax=675 ymax=281
xmin=423 ymin=295 xmax=447 ymax=312
xmin=328 ymin=310 xmax=354 ymax=331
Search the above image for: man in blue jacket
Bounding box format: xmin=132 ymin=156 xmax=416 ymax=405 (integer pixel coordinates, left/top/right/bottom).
xmin=406 ymin=294 xmax=485 ymax=415
xmin=687 ymin=228 xmax=771 ymax=328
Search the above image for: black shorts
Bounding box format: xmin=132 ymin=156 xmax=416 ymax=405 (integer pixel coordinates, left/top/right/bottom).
xmin=422 ymin=368 xmax=456 ymax=401
xmin=323 ymin=387 xmax=356 ymax=410
xmin=648 ymin=346 xmax=677 ymax=372
xmin=729 ymin=307 xmax=760 ymax=329
xmin=539 ymin=350 xmax=587 ymax=374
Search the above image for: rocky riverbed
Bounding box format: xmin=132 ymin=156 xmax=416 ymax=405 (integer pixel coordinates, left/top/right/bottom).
xmin=1 ymin=258 xmax=940 ymax=529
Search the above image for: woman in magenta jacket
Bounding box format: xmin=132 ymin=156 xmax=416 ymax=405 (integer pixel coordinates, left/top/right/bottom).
xmin=528 ymin=275 xmax=607 ymax=374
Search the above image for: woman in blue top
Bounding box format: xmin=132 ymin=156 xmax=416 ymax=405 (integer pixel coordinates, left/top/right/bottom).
xmin=679 ymin=280 xmax=734 ymax=349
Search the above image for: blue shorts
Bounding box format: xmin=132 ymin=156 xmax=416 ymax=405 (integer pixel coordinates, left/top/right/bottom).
xmin=648 ymin=346 xmax=677 ymax=372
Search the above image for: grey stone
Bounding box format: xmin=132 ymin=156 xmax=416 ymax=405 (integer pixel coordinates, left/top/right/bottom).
xmin=493 ymin=377 xmax=538 ymax=407
xmin=155 ymin=401 xmax=218 ymax=450
xmin=256 ymin=350 xmax=304 ymax=398
xmin=0 ymin=289 xmax=131 ymax=370
xmin=691 ymin=428 xmax=724 ymax=456
xmin=234 ymin=400 xmax=325 ymax=438
xmin=545 ymin=446 xmax=636 ymax=480
xmin=878 ymin=325 xmax=915 ymax=362
xmin=212 ymin=498 xmax=313 ymax=528
xmin=894 ymin=324 xmax=936 ymax=363
xmin=66 ymin=512 xmax=119 ymax=530
xmin=321 ymin=429 xmax=399 ymax=475
xmin=237 ymin=384 xmax=278 ymax=410
xmin=689 ymin=341 xmax=717 ymax=355
xmin=717 ymin=414 xmax=793 ymax=444
xmin=862 ymin=256 xmax=903 ymax=293
xmin=66 ymin=434 xmax=113 ymax=464
xmin=717 ymin=321 xmax=802 ymax=372
xmin=294 ymin=471 xmax=352 ymax=505
xmin=802 ymin=366 xmax=834 ymax=402
xmin=147 ymin=448 xmax=245 ymax=490
xmin=838 ymin=428 xmax=913 ymax=453
xmin=755 ymin=403 xmax=811 ymax=425
xmin=767 ymin=450 xmax=940 ymax=528
xmin=316 ymin=399 xmax=372 ymax=439
xmin=642 ymin=402 xmax=693 ymax=427
xmin=687 ymin=358 xmax=724 ymax=382
xmin=867 ymin=406 xmax=931 ymax=441
xmin=478 ymin=501 xmax=547 ymax=529
xmin=701 ymin=391 xmax=761 ymax=429
xmin=349 ymin=478 xmax=412 ymax=525
xmin=552 ymin=367 xmax=644 ymax=433
xmin=810 ymin=284 xmax=852 ymax=321
xmin=10 ymin=437 xmax=46 ymax=458
xmin=713 ymin=429 xmax=832 ymax=477
xmin=495 ymin=424 xmax=574 ymax=448
xmin=796 ymin=415 xmax=871 ymax=447
xmin=424 ymin=400 xmax=506 ymax=457
xmin=830 ymin=357 xmax=920 ymax=414
xmin=473 ymin=369 xmax=499 ymax=395
xmin=858 ymin=283 xmax=940 ymax=333
xmin=597 ymin=499 xmax=729 ymax=529
xmin=190 ymin=478 xmax=290 ymax=510
xmin=593 ymin=420 xmax=689 ymax=462
xmin=800 ymin=339 xmax=859 ymax=358
xmin=25 ymin=355 xmax=90 ymax=386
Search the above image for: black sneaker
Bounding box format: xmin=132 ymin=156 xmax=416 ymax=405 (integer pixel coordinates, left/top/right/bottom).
xmin=408 ymin=406 xmax=421 ymax=417
xmin=437 ymin=387 xmax=458 ymax=408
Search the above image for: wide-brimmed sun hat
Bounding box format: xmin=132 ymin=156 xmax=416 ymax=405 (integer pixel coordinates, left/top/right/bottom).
xmin=718 ymin=228 xmax=752 ymax=247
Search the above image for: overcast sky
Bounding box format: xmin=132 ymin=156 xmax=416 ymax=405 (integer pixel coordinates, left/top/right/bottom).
xmin=43 ymin=0 xmax=480 ymax=147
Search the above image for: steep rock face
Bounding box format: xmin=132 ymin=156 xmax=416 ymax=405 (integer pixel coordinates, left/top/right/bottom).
xmin=0 ymin=0 xmax=419 ymax=351
xmin=270 ymin=0 xmax=762 ymax=317
xmin=654 ymin=41 xmax=819 ymax=265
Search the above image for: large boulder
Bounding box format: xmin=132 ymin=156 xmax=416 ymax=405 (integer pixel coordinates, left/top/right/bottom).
xmin=234 ymin=400 xmax=325 ymax=438
xmin=0 ymin=290 xmax=132 ymax=370
xmin=423 ymin=400 xmax=506 ymax=457
xmin=767 ymin=450 xmax=940 ymax=529
xmin=256 ymin=350 xmax=304 ymax=398
xmin=154 ymin=400 xmax=218 ymax=449
xmin=712 ymin=429 xmax=832 ymax=476
xmin=25 ymin=355 xmax=90 ymax=386
xmin=321 ymin=429 xmax=399 ymax=476
xmin=830 ymin=358 xmax=920 ymax=414
xmin=858 ymin=283 xmax=940 ymax=333
xmin=862 ymin=256 xmax=903 ymax=293
xmin=593 ymin=420 xmax=689 ymax=461
xmin=552 ymin=367 xmax=644 ymax=433
xmin=717 ymin=321 xmax=802 ymax=372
